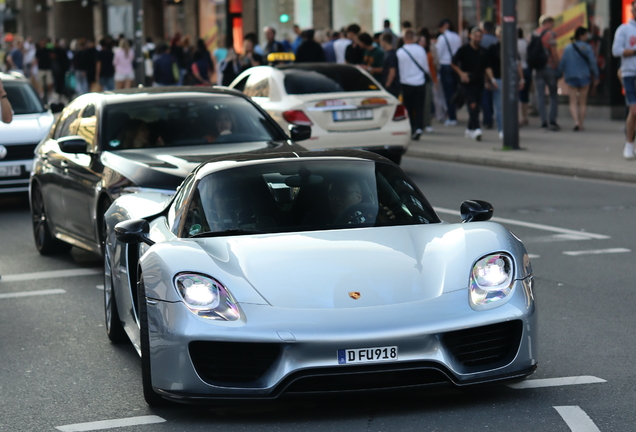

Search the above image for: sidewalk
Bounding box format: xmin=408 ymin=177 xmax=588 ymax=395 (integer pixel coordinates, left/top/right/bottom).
xmin=406 ymin=105 xmax=636 ymax=183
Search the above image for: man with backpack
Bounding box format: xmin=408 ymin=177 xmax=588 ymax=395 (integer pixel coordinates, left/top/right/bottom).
xmin=528 ymin=15 xmax=560 ymax=131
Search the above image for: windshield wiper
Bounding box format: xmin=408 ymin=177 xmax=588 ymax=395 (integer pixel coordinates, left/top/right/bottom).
xmin=190 ymin=228 xmax=264 ymax=238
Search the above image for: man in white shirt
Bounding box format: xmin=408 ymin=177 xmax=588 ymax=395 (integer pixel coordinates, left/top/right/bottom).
xmin=397 ymin=29 xmax=429 ymax=140
xmin=435 ymin=19 xmax=462 ymax=125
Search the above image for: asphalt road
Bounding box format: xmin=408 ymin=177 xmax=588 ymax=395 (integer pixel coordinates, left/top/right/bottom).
xmin=1 ymin=157 xmax=635 ymax=432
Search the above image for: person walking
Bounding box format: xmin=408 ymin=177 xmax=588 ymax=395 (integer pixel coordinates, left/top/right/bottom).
xmin=612 ymin=0 xmax=636 ymax=159
xmin=322 ymin=30 xmax=339 ymax=63
xmin=296 ymin=30 xmax=326 ymax=63
xmin=73 ymin=38 xmax=89 ymax=96
xmin=559 ymin=27 xmax=599 ymax=131
xmin=397 ymin=29 xmax=430 ymax=140
xmin=357 ymin=32 xmax=383 ymax=81
xmin=262 ymin=27 xmax=286 ymax=58
xmin=451 ymin=27 xmax=493 ymax=141
xmin=113 ymin=39 xmax=135 ymax=89
xmin=380 ymin=33 xmax=400 ymax=98
xmin=344 ymin=24 xmax=365 ymax=65
xmin=152 ymin=43 xmax=177 ymax=86
xmin=418 ymin=28 xmax=437 ymax=133
xmin=518 ymin=28 xmax=532 ymax=126
xmin=96 ymin=39 xmax=115 ymax=91
xmin=530 ymin=15 xmax=560 ymax=131
xmin=35 ymin=38 xmax=54 ymax=101
xmin=435 ymin=19 xmax=461 ymax=126
xmin=480 ymin=21 xmax=497 ymax=129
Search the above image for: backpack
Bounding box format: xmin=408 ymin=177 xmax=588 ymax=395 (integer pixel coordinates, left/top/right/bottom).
xmin=527 ymin=30 xmax=549 ymax=70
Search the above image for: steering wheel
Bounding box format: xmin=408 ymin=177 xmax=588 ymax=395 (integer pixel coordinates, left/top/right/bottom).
xmin=334 ymin=203 xmax=378 ymax=225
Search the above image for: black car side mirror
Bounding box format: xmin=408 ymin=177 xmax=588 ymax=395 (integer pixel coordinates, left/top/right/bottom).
xmin=289 ymin=124 xmax=311 ymax=142
xmin=58 ymin=135 xmax=89 ymax=154
xmin=114 ymin=219 xmax=155 ymax=246
xmin=49 ymin=102 xmax=65 ymax=114
xmin=460 ymin=200 xmax=494 ymax=223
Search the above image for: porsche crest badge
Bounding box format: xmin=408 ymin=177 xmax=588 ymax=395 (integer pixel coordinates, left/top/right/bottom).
xmin=348 ymin=292 xmax=361 ymax=300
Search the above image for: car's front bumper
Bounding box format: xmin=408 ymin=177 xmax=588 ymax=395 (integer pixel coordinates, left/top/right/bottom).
xmin=146 ymin=278 xmax=536 ymax=402
xmin=0 ymin=158 xmax=33 ymax=193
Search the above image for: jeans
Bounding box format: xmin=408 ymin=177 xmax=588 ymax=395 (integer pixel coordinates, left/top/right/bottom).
xmin=75 ymin=71 xmax=88 ymax=95
xmin=481 ymin=88 xmax=493 ymax=126
xmin=401 ymin=83 xmax=425 ymax=133
xmin=100 ymin=76 xmax=115 ymax=91
xmin=492 ymin=79 xmax=503 ymax=133
xmin=464 ymin=84 xmax=484 ymax=130
xmin=534 ymin=67 xmax=559 ymax=125
xmin=439 ymin=65 xmax=457 ymax=121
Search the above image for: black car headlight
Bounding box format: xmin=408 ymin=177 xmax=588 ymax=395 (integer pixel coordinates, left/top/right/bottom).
xmin=174 ymin=273 xmax=240 ymax=321
xmin=469 ymin=253 xmax=514 ymax=310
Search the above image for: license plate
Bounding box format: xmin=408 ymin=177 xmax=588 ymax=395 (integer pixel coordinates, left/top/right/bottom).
xmin=0 ymin=165 xmax=21 ymax=177
xmin=333 ymin=109 xmax=373 ymax=122
xmin=338 ymin=346 xmax=398 ymax=364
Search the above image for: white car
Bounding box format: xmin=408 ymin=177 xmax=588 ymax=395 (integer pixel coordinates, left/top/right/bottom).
xmin=0 ymin=72 xmax=56 ymax=193
xmin=229 ymin=63 xmax=410 ymax=164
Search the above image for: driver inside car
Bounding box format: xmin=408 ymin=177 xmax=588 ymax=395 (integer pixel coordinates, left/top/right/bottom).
xmin=204 ymin=111 xmax=236 ymax=143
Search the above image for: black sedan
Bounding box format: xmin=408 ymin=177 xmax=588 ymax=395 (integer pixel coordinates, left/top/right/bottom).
xmin=30 ymin=87 xmax=309 ymax=256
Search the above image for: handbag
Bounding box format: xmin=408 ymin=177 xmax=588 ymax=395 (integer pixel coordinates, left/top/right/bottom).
xmin=65 ymin=71 xmax=76 ymax=92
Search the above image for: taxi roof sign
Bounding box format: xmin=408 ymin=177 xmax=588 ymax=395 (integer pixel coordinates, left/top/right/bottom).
xmin=267 ymin=52 xmax=295 ymax=63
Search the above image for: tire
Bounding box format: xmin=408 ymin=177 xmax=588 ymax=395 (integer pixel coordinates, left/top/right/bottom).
xmin=31 ymin=184 xmax=72 ymax=255
xmin=138 ymin=274 xmax=170 ymax=406
xmin=104 ymin=240 xmax=127 ymax=344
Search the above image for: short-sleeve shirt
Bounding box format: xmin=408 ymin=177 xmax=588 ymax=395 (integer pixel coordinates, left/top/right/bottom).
xmin=487 ymin=42 xmax=501 ymax=79
xmin=364 ymin=46 xmax=384 ymax=81
xmin=97 ymin=49 xmax=115 ymax=78
xmin=452 ymin=43 xmax=489 ymax=87
xmin=36 ymin=47 xmax=52 ymax=70
xmin=345 ymin=43 xmax=365 ymax=65
xmin=382 ymin=49 xmax=400 ymax=96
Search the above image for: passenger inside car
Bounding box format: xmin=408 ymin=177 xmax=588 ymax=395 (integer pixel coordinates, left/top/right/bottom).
xmin=119 ymin=119 xmax=151 ymax=149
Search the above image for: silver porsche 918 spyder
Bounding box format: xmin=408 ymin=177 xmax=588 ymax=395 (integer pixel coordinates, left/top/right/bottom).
xmin=103 ymin=150 xmax=537 ymax=405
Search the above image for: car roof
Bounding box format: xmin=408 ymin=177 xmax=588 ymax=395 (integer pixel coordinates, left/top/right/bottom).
xmin=81 ymin=86 xmax=248 ymax=105
xmin=275 ymin=63 xmax=362 ymax=73
xmin=193 ymin=149 xmax=390 ymax=178
xmin=0 ymin=72 xmax=29 ymax=82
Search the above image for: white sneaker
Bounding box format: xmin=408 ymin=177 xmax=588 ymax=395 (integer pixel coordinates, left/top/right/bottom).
xmin=444 ymin=119 xmax=458 ymax=126
xmin=624 ymin=142 xmax=635 ymax=159
xmin=499 ymin=131 xmax=504 ymax=139
xmin=472 ymin=128 xmax=482 ymax=141
xmin=425 ymin=126 xmax=434 ymax=133
xmin=465 ymin=129 xmax=471 ymax=138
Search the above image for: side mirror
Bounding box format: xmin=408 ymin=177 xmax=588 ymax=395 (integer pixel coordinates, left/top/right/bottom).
xmin=49 ymin=102 xmax=65 ymax=114
xmin=460 ymin=200 xmax=494 ymax=223
xmin=114 ymin=219 xmax=155 ymax=246
xmin=58 ymin=135 xmax=89 ymax=154
xmin=289 ymin=124 xmax=311 ymax=142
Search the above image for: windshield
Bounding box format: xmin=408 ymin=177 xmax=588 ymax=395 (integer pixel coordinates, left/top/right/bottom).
xmin=4 ymin=81 xmax=45 ymax=114
xmin=281 ymin=66 xmax=380 ymax=95
xmin=181 ymin=160 xmax=439 ymax=237
xmin=101 ymin=96 xmax=285 ymax=150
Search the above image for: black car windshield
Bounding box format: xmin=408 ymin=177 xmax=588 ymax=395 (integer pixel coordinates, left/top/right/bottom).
xmin=181 ymin=160 xmax=439 ymax=237
xmin=102 ymin=97 xmax=285 ymax=150
xmin=280 ymin=65 xmax=381 ymax=95
xmin=4 ymin=81 xmax=45 ymax=114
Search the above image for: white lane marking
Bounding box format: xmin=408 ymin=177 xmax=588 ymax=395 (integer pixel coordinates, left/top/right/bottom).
xmin=554 ymin=406 xmax=601 ymax=432
xmin=508 ymin=376 xmax=606 ymax=389
xmin=0 ymin=289 xmax=66 ymax=299
xmin=525 ymin=234 xmax=593 ymax=243
xmin=56 ymin=415 xmax=166 ymax=432
xmin=563 ymin=248 xmax=631 ymax=256
xmin=96 ymin=285 xmax=104 ymax=290
xmin=434 ymin=207 xmax=610 ymax=240
xmin=0 ymin=268 xmax=101 ymax=283
xmin=528 ymin=254 xmax=540 ymax=259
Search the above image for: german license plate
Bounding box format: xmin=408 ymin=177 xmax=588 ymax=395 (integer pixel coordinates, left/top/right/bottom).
xmin=0 ymin=165 xmax=21 ymax=177
xmin=333 ymin=109 xmax=373 ymax=122
xmin=338 ymin=346 xmax=398 ymax=364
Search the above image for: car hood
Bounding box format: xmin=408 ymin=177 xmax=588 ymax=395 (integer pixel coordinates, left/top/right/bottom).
xmin=196 ymin=222 xmax=525 ymax=309
xmin=0 ymin=113 xmax=54 ymax=144
xmin=101 ymin=142 xmax=288 ymax=190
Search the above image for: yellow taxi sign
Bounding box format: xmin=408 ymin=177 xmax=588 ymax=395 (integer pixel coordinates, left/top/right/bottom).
xmin=267 ymin=52 xmax=295 ymax=63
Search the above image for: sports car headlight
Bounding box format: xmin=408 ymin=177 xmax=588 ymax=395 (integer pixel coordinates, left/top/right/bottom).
xmin=174 ymin=273 xmax=240 ymax=321
xmin=469 ymin=253 xmax=514 ymax=309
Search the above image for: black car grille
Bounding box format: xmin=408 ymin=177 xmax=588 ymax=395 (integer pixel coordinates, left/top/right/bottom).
xmin=442 ymin=320 xmax=523 ymax=368
xmin=0 ymin=143 xmax=38 ymax=162
xmin=189 ymin=341 xmax=281 ymax=385
xmin=283 ymin=363 xmax=450 ymax=393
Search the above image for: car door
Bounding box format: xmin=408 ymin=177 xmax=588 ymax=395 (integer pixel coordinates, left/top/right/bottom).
xmin=62 ymin=102 xmax=103 ymax=244
xmin=38 ymin=103 xmax=83 ymax=235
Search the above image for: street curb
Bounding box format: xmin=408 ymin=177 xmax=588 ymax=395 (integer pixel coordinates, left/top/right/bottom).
xmin=406 ymin=148 xmax=636 ymax=184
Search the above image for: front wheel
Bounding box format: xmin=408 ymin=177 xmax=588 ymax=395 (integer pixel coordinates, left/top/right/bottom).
xmin=138 ymin=274 xmax=170 ymax=406
xmin=104 ymin=241 xmax=127 ymax=343
xmin=31 ymin=185 xmax=72 ymax=255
